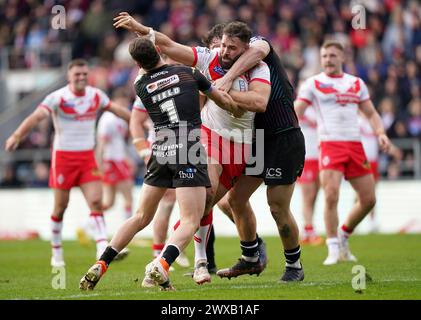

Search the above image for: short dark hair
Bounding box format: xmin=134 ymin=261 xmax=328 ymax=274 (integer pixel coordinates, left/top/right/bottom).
xmin=223 ymin=21 xmax=252 ymax=44
xmin=67 ymin=58 xmax=88 ymax=70
xmin=129 ymin=37 xmax=160 ymax=70
xmin=322 ymin=39 xmax=344 ymax=51
xmin=202 ymin=23 xmax=226 ymax=48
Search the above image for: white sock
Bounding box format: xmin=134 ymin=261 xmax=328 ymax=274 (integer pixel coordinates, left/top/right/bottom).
xmin=89 ymin=212 xmax=108 ymax=258
xmin=194 ymin=212 xmax=213 ymax=266
xmin=51 ymin=216 xmax=63 ymax=259
xmin=286 ymin=259 xmax=302 ymax=269
xmin=326 ymin=237 xmax=340 ymax=256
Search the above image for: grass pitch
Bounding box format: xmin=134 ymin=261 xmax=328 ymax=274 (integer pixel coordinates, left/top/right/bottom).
xmin=0 ymin=234 xmax=420 ymax=300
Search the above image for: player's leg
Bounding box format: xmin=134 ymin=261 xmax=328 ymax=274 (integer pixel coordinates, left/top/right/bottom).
xmin=116 ymin=179 xmax=134 ymax=220
xmin=339 ymin=174 xmax=376 ymax=261
xmin=266 ymin=183 xmax=304 ymax=281
xmin=152 ymin=189 xmax=175 ymax=259
xmin=191 ymin=161 xmax=223 ymax=283
xmin=216 ymin=175 xmax=265 ymax=279
xmin=102 ymin=183 xmax=116 ymax=211
xmin=50 ymin=188 xmax=70 ymax=267
xmin=320 ymin=169 xmax=343 ymax=265
xmin=80 ymin=180 xmax=108 ymax=260
xmin=300 ymin=180 xmax=322 ymax=245
xmin=145 ymin=186 xmax=207 ymax=290
xmin=80 ymin=184 xmax=166 ymax=290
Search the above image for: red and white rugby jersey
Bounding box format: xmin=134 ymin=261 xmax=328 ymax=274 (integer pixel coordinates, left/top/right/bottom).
xmin=358 ymin=114 xmax=379 ymax=162
xmin=299 ymin=106 xmax=319 ymax=160
xmin=97 ymin=111 xmax=128 ymax=161
xmin=38 ymin=85 xmax=111 ymax=151
xmin=132 ymin=96 xmax=155 ymax=143
xmin=297 ymin=72 xmax=370 ymax=142
xmin=192 ymin=46 xmax=271 ymax=144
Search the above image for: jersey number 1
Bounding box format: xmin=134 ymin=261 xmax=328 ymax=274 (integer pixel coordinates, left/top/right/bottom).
xmin=159 ymin=99 xmax=180 ymax=123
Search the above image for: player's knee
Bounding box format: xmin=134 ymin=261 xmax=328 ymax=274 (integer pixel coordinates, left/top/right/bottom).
xmin=324 ymin=189 xmax=339 ymax=206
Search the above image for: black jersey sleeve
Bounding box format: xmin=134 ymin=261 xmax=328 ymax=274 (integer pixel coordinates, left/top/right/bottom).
xmin=191 ymin=68 xmax=212 ymax=93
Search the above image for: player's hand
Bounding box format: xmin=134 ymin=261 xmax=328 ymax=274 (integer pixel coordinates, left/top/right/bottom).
xmin=113 ymin=12 xmax=148 ymax=35
xmin=133 ymin=138 xmax=151 ymax=161
xmin=5 ymin=134 xmax=20 ymax=151
xmin=378 ymin=133 xmax=391 ymax=153
xmin=232 ymin=106 xmax=246 ymax=118
xmin=214 ymin=77 xmax=234 ymax=92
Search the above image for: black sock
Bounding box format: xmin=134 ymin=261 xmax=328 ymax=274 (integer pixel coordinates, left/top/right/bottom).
xmin=206 ymin=225 xmax=216 ymax=268
xmin=240 ymin=239 xmax=259 ymax=262
xmin=99 ymin=246 xmax=119 ymax=266
xmin=161 ymin=244 xmax=180 ymax=266
xmin=284 ymin=246 xmax=301 ymax=268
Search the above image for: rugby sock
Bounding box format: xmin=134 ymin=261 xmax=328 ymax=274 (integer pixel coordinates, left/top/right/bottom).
xmin=284 ymin=245 xmax=302 ymax=269
xmin=194 ymin=210 xmax=213 ymax=265
xmin=161 ymin=244 xmax=180 ymax=267
xmin=152 ymin=243 xmax=165 ymax=258
xmin=256 ymin=234 xmax=263 ymax=246
xmin=326 ymin=237 xmax=340 ymax=257
xmin=124 ymin=205 xmax=132 ymax=220
xmin=240 ymin=238 xmax=259 ymax=263
xmin=90 ymin=212 xmax=108 ymax=258
xmin=340 ymin=224 xmax=353 ymax=238
xmin=99 ymin=246 xmax=119 ymax=266
xmin=51 ymin=215 xmax=63 ymax=259
xmin=304 ymin=224 xmax=315 ymax=238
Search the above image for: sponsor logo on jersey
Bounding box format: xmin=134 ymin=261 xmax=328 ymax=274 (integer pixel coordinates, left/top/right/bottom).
xmin=213 ymin=65 xmax=225 ymax=76
xmin=322 ymin=155 xmax=330 ymax=166
xmin=150 ymin=70 xmax=169 ymax=79
xmin=265 ymin=167 xmax=282 ymax=178
xmin=147 ymin=75 xmax=180 ymax=93
xmin=178 ymin=167 xmax=197 ymax=179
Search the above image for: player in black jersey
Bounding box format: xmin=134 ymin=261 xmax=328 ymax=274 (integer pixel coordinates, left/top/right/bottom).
xmin=79 ymin=38 xmax=239 ymax=291
xmin=213 ymin=29 xmax=305 ymax=282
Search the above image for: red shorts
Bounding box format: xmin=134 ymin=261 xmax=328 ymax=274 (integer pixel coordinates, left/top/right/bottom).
xmin=102 ymin=160 xmax=132 ymax=185
xmin=49 ymin=150 xmax=101 ymax=190
xmin=370 ymin=161 xmax=379 ymax=181
xmin=319 ymin=141 xmax=372 ymax=180
xmin=297 ymin=159 xmax=319 ymax=184
xmin=201 ymin=125 xmax=250 ymax=190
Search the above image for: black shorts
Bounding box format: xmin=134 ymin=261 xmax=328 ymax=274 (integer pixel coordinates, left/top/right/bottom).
xmin=143 ymin=134 xmax=211 ymax=188
xmin=246 ymin=128 xmax=305 ymax=185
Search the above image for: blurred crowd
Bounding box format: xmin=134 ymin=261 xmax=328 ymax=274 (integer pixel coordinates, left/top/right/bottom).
xmin=1 ymin=0 xmax=421 ymax=187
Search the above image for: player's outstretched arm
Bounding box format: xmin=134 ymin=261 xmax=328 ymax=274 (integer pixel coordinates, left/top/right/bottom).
xmin=108 ymin=102 xmax=131 ymax=123
xmin=215 ymin=39 xmax=271 ymax=92
xmin=5 ymin=107 xmax=49 ymax=151
xmin=113 ymin=12 xmax=195 ymax=66
xmin=229 ymin=81 xmax=270 ymax=113
xmin=360 ymin=99 xmax=391 ymax=153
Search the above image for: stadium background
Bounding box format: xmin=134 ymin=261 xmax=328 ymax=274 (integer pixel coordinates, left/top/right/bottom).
xmin=0 ymin=0 xmax=420 ymax=238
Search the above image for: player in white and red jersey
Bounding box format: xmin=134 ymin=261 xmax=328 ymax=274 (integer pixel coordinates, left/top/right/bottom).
xmin=294 ymin=40 xmax=391 ymax=265
xmin=296 ymin=106 xmax=323 ymax=245
xmin=5 ymin=59 xmax=131 ymax=267
xmin=97 ymin=88 xmax=134 ymax=220
xmin=113 ymin=15 xmax=271 ymax=284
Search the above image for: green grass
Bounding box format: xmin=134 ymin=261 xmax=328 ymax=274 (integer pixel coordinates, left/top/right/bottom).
xmin=0 ymin=235 xmax=420 ymax=300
